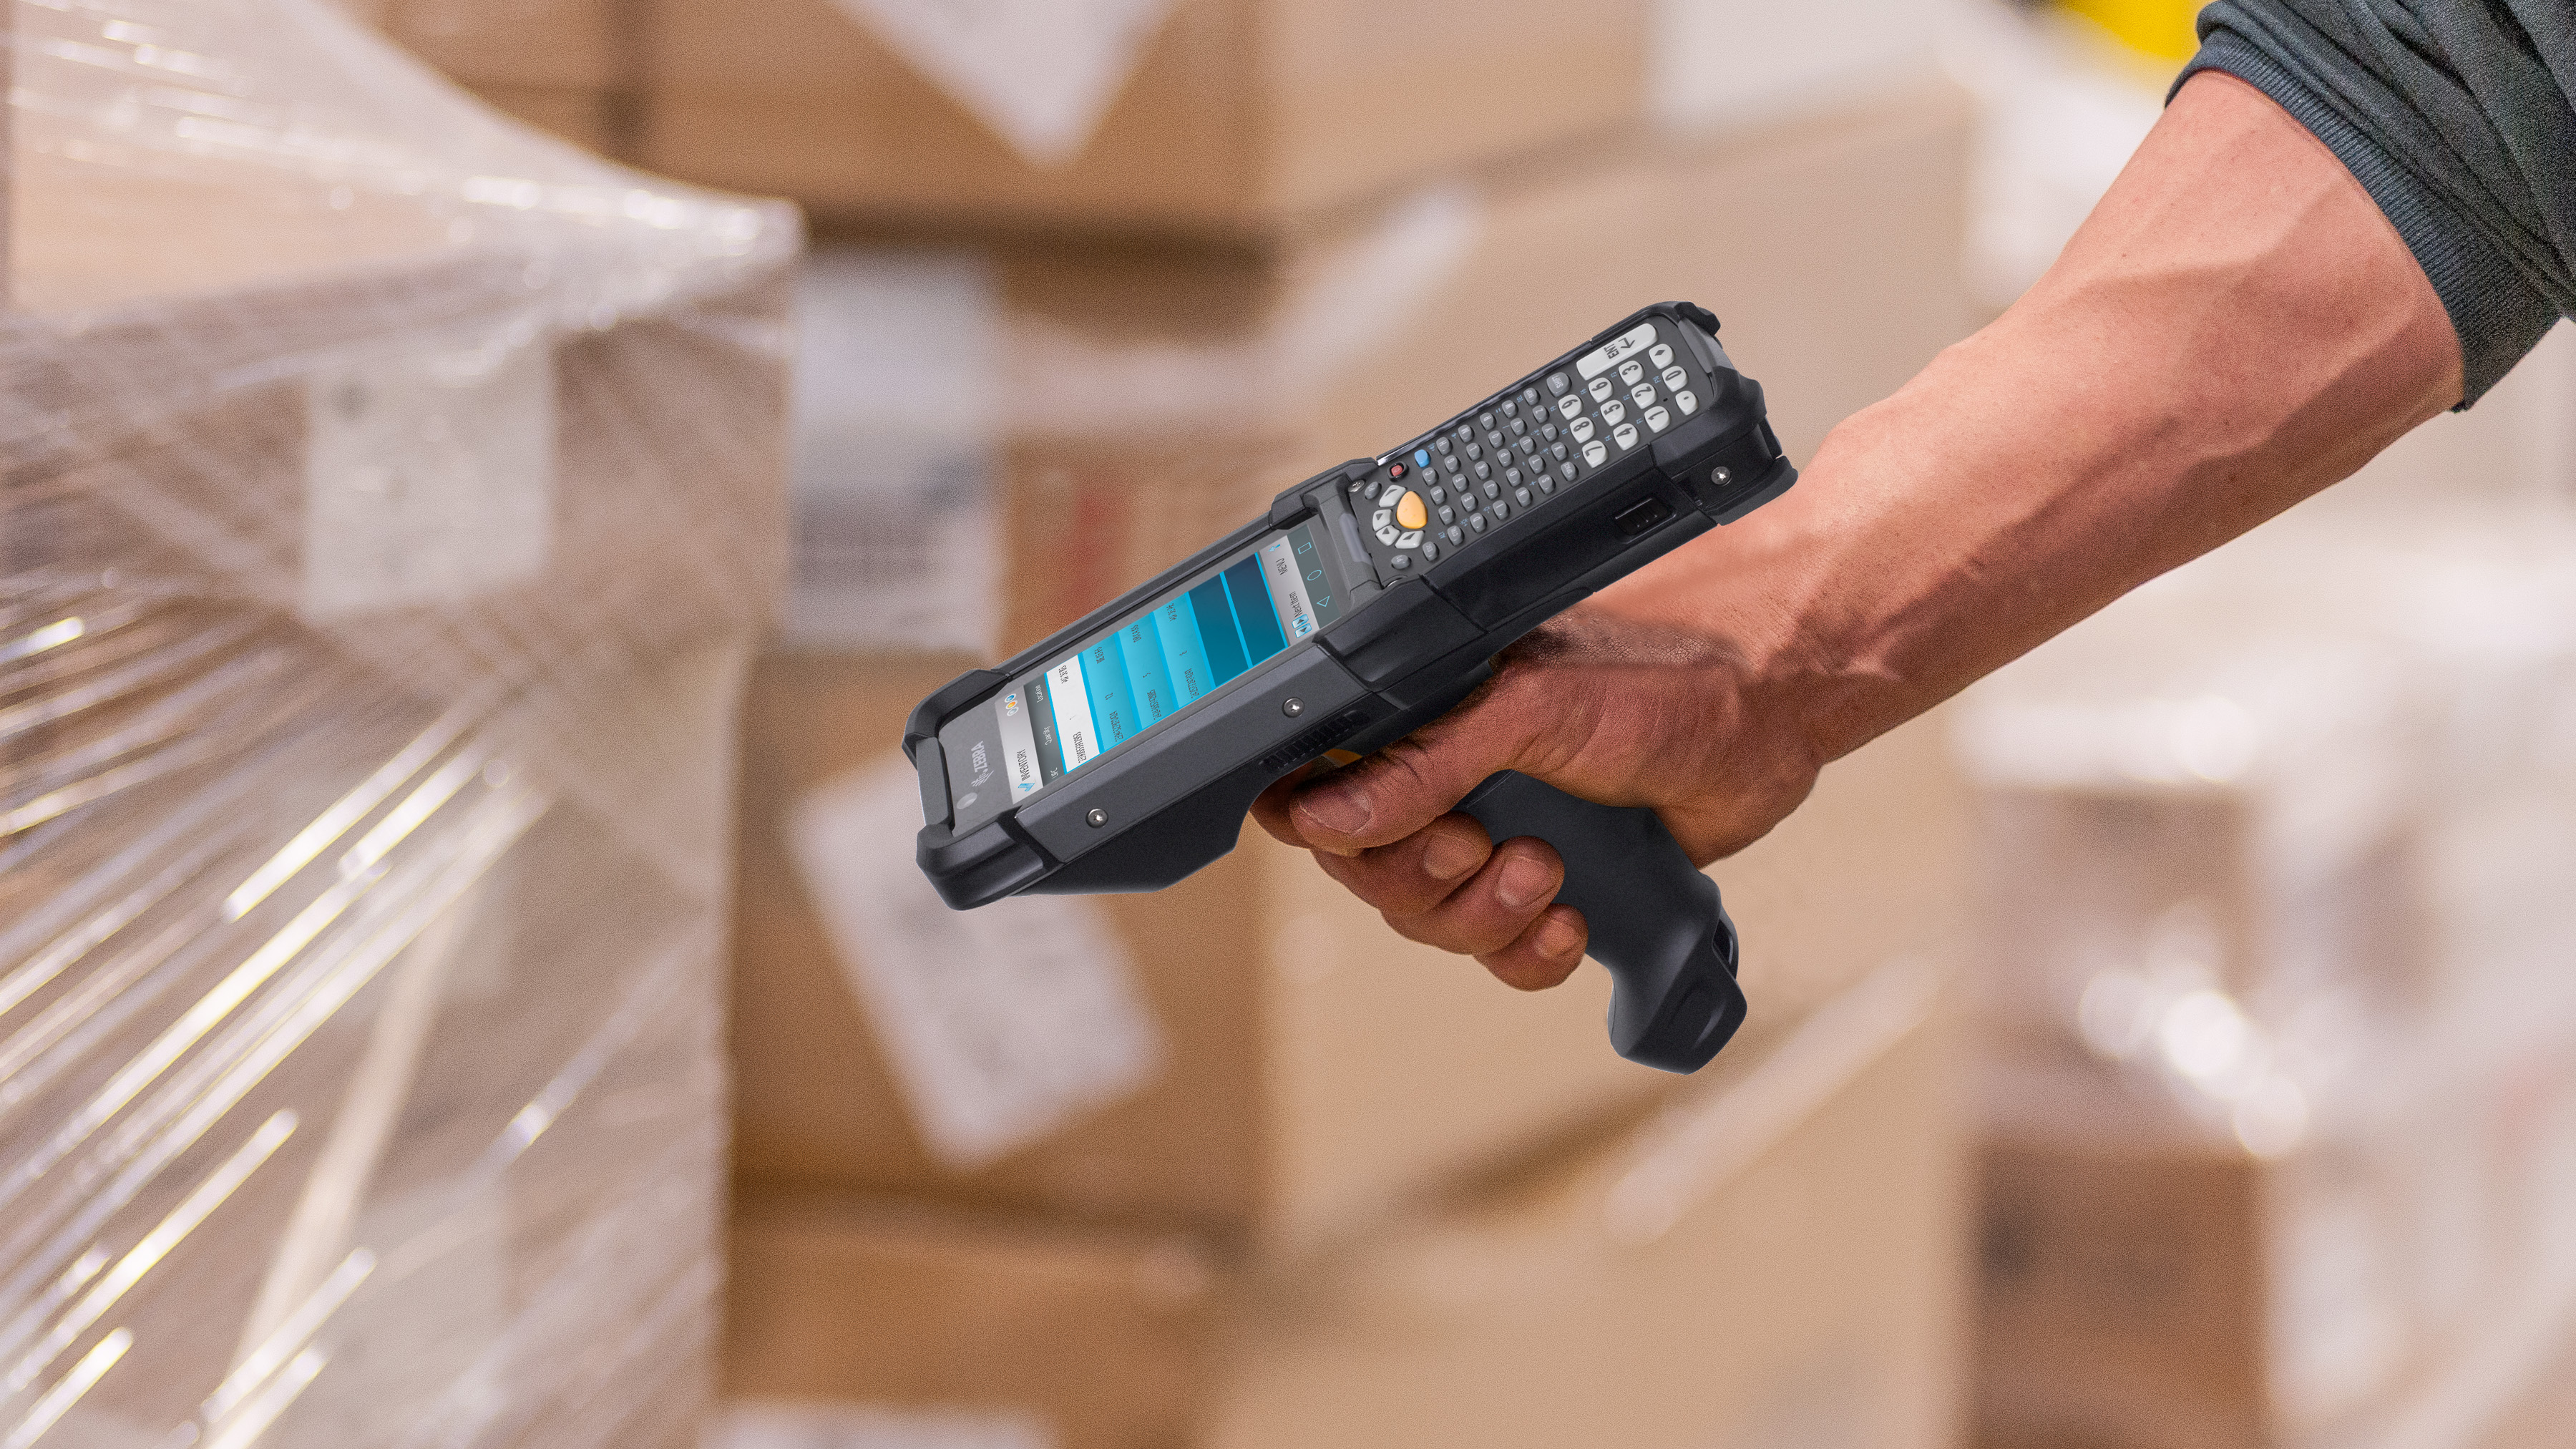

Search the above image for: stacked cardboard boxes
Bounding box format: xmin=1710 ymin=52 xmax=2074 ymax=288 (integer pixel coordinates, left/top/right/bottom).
xmin=724 ymin=104 xmax=1984 ymax=1449
xmin=1956 ymin=512 xmax=2576 ymax=1449
xmin=370 ymin=3 xmax=1993 ymax=1443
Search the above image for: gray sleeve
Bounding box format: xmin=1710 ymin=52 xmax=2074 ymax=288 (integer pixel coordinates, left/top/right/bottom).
xmin=2178 ymin=1 xmax=2575 ymax=405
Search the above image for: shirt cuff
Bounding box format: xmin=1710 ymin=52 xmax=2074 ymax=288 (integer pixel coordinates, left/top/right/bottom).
xmin=2178 ymin=30 xmax=2558 ymax=406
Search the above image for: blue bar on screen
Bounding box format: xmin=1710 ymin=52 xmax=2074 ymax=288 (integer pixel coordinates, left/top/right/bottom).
xmin=1117 ymin=615 xmax=1176 ymax=724
xmin=1189 ymin=579 xmax=1248 ymax=684
xmin=1224 ymin=557 xmax=1288 ymax=663
xmin=1082 ymin=633 xmax=1140 ymax=749
xmin=1151 ymin=600 xmax=1214 ymax=704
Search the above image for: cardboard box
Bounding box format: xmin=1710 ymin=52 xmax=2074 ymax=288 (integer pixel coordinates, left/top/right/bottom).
xmin=794 ymin=85 xmax=1979 ymax=663
xmin=723 ymin=962 xmax=1966 ymax=1449
xmin=640 ymin=0 xmax=1646 ymax=233
xmin=733 ymin=87 xmax=1982 ymax=1254
xmin=1973 ymin=1023 xmax=2576 ymax=1449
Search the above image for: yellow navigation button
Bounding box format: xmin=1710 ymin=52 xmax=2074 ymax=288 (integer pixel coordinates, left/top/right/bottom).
xmin=1394 ymin=489 xmax=1427 ymax=531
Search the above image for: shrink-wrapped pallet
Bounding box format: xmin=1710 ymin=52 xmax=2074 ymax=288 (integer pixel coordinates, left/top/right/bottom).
xmin=0 ymin=4 xmax=796 ymax=1445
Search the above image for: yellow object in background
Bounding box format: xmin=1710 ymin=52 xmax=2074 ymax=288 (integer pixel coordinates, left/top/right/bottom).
xmin=2056 ymin=0 xmax=2204 ymax=62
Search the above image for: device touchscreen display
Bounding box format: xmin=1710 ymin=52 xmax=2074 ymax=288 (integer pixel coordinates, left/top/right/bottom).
xmin=941 ymin=519 xmax=1349 ymax=831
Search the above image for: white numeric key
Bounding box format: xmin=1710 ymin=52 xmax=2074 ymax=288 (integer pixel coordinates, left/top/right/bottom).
xmin=1569 ymin=416 xmax=1595 ymax=441
xmin=1613 ymin=422 xmax=1639 ymax=450
xmin=1674 ymin=389 xmax=1699 ymax=415
xmin=1599 ymin=399 xmax=1625 ymax=426
xmin=1644 ymin=405 xmax=1670 ymax=433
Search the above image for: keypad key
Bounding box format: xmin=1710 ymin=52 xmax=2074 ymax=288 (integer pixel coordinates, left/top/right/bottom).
xmin=1599 ymin=400 xmax=1625 ymax=426
xmin=1429 ymin=485 xmax=1445 ymax=503
xmin=1674 ymin=389 xmax=1699 ymax=415
xmin=1438 ymin=504 xmax=1455 ymax=524
xmin=1423 ymin=541 xmax=1438 ymax=562
xmin=1513 ymin=486 xmax=1531 ymax=507
xmin=1550 ymin=441 xmax=1569 ymax=462
xmin=1371 ymin=507 xmax=1392 ymax=529
xmin=1492 ymin=499 xmax=1510 ymax=521
xmin=1503 ymin=467 xmax=1522 ymax=487
xmin=1587 ymin=377 xmax=1614 ymax=402
xmin=1613 ymin=422 xmax=1639 ymax=450
xmin=1454 ymin=425 xmax=1473 ymax=443
xmin=1644 ymin=405 xmax=1670 ymax=434
xmin=1446 ymin=525 xmax=1464 ymax=545
xmin=1435 ymin=436 xmax=1452 ymax=454
xmin=1508 ymin=418 xmax=1527 ymax=437
xmin=1443 ymin=454 xmax=1462 ymax=474
xmin=1522 ymin=386 xmax=1542 ymax=407
xmin=1469 ymin=513 xmax=1488 ymax=534
xmin=1535 ymin=474 xmax=1555 ymax=496
xmin=1517 ymin=436 xmax=1537 ymax=457
xmin=1393 ymin=553 xmax=1412 ymax=568
xmin=1539 ymin=422 xmax=1559 ymax=442
xmin=1546 ymin=372 xmax=1571 ymax=396
xmin=1397 ymin=529 xmax=1424 ymax=548
xmin=1464 ymin=441 xmax=1483 ymax=461
xmin=1630 ymin=383 xmax=1655 ymax=408
xmin=1569 ymin=417 xmax=1594 ymax=442
xmin=1485 ymin=431 xmax=1504 ymax=449
xmin=1478 ymin=411 xmax=1495 ymax=429
xmin=1376 ymin=524 xmax=1399 ymax=545
xmin=1581 ymin=439 xmax=1607 ymax=467
xmin=1558 ymin=461 xmax=1579 ymax=482
xmin=1662 ymin=366 xmax=1687 ymax=391
xmin=1473 ymin=460 xmax=1492 ymax=481
xmin=1618 ymin=359 xmax=1644 ymax=386
xmin=1649 ymin=343 xmax=1674 ymax=368
xmin=1482 ymin=481 xmax=1501 ymax=500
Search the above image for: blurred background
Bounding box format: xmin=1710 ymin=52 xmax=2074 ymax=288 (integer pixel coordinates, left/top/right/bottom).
xmin=4 ymin=1 xmax=2575 ymax=1448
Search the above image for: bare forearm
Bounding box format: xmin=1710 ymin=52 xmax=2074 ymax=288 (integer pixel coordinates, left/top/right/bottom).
xmin=1604 ymin=71 xmax=2462 ymax=766
xmin=1262 ymin=72 xmax=2467 ymax=987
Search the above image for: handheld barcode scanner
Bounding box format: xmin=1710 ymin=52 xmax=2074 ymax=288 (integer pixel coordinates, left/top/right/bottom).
xmin=904 ymin=303 xmax=1795 ymax=1073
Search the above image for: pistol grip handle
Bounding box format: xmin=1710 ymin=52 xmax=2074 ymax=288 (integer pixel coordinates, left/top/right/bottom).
xmin=1456 ymin=771 xmax=1745 ymax=1073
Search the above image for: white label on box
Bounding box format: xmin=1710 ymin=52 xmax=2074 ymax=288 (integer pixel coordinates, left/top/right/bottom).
xmin=829 ymin=0 xmax=1178 ymax=167
xmin=709 ymin=1403 xmax=1053 ymax=1449
xmin=787 ymin=756 xmax=1161 ymax=1169
xmin=787 ymin=250 xmax=1000 ymax=655
xmin=302 ymin=338 xmax=555 ymax=620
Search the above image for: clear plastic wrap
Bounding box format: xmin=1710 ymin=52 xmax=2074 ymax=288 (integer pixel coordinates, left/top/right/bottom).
xmin=1957 ymin=508 xmax=2576 ymax=1448
xmin=1 ymin=4 xmax=798 ymax=1445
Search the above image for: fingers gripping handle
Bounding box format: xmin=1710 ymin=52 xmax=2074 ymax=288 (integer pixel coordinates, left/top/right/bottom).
xmin=1455 ymin=771 xmax=1746 ymax=1073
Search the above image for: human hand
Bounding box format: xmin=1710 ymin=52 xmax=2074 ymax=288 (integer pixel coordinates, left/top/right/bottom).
xmin=1250 ymin=600 xmax=1824 ymax=992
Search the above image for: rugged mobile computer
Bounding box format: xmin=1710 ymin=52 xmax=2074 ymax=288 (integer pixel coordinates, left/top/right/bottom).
xmin=904 ymin=302 xmax=1796 ymax=1073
